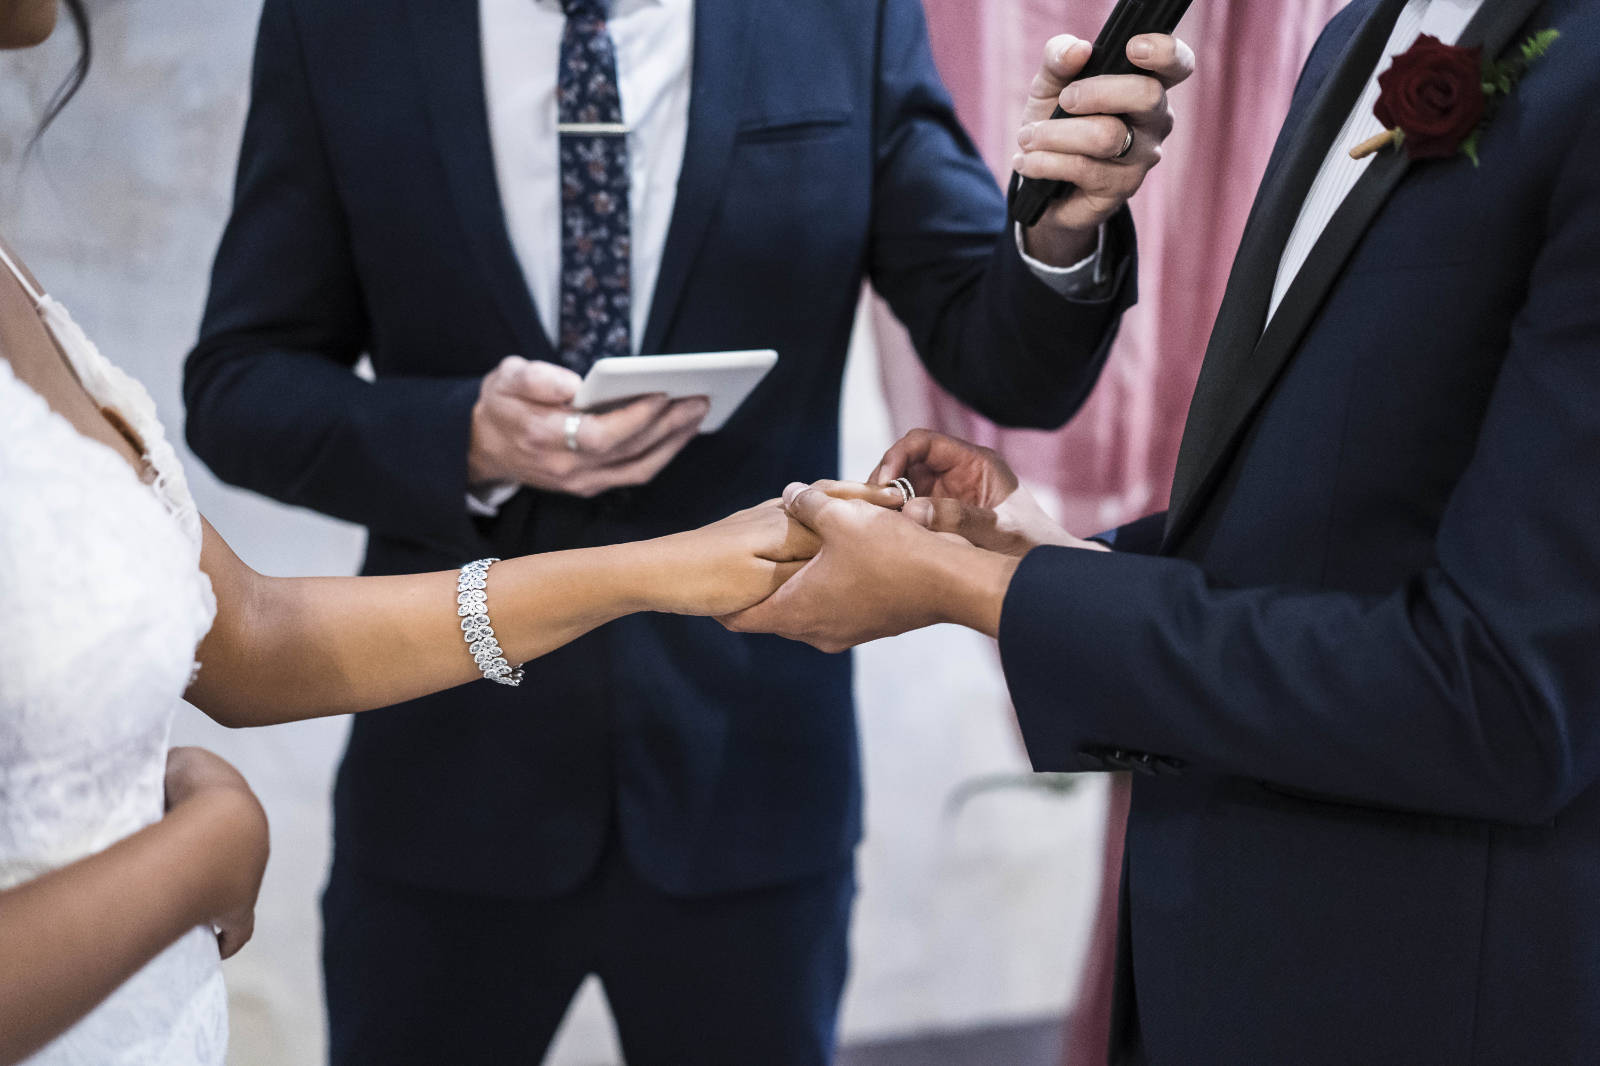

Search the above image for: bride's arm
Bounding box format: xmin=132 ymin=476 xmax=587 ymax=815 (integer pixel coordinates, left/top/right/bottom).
xmin=184 ymin=501 xmax=816 ymax=727
xmin=0 ymin=750 xmax=267 ymax=1066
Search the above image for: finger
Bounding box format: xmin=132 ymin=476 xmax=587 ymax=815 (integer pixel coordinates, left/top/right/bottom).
xmin=808 ymin=479 xmax=907 ymax=509
xmin=593 ymin=396 xmax=708 ymax=463
xmin=735 ymin=499 xmax=824 ymax=562
xmin=783 ymin=486 xmax=835 ymax=532
xmin=1013 ymin=150 xmax=1146 ymax=202
xmin=901 ymin=497 xmax=953 ymax=533
xmin=776 ymin=519 xmax=823 ymax=562
xmin=1058 ymin=74 xmax=1167 ymax=128
xmin=499 ymin=357 xmax=583 ymax=406
xmin=574 ymin=420 xmax=700 ymax=495
xmin=1019 ymin=113 xmax=1140 ymax=163
xmin=903 ymin=497 xmax=989 ymax=538
xmin=870 ymin=428 xmax=955 ymax=486
xmin=1023 ymin=35 xmax=1094 ymax=123
xmin=575 ymin=393 xmax=676 ymax=456
xmin=1126 ymin=33 xmax=1196 ymax=89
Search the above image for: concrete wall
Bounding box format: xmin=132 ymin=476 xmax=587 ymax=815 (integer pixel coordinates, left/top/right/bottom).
xmin=1 ymin=5 xmax=1107 ymax=1061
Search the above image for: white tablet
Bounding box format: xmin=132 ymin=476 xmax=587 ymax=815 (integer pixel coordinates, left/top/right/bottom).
xmin=572 ymin=350 xmax=779 ymax=433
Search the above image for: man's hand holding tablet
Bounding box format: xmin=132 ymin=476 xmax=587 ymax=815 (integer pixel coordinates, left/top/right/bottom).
xmin=468 ymin=355 xmax=709 ymax=500
xmin=467 ymin=351 xmax=777 ymax=500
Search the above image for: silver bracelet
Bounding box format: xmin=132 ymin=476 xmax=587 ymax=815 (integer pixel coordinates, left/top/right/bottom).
xmin=457 ymin=558 xmax=524 ymax=687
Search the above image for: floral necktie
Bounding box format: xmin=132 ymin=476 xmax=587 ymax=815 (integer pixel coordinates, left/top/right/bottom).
xmin=557 ymin=0 xmax=631 ymax=373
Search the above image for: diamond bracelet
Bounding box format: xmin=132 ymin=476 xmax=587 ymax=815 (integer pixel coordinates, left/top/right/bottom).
xmin=457 ymin=558 xmax=524 ymax=687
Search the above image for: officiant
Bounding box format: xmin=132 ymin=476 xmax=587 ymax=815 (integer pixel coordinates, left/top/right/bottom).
xmin=182 ymin=0 xmax=1192 ymax=1061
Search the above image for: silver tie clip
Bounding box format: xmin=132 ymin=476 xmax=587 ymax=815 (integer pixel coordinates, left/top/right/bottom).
xmin=557 ymin=122 xmax=631 ymax=135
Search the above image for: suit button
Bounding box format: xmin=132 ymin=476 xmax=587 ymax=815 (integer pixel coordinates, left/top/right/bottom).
xmin=1129 ymin=753 xmax=1159 ymax=776
xmin=1077 ymin=746 xmax=1110 ymax=770
xmin=1104 ymin=749 xmax=1134 ymax=771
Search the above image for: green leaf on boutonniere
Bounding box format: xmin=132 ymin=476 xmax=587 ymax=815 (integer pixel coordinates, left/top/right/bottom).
xmin=1522 ymin=28 xmax=1561 ymax=64
xmin=1461 ymin=128 xmax=1482 ymax=167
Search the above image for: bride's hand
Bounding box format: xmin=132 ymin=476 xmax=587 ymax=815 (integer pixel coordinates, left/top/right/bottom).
xmin=163 ymin=747 xmax=269 ymax=959
xmin=645 ymin=500 xmax=822 ymax=617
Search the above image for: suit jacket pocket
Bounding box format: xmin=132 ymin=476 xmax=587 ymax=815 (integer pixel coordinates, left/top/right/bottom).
xmin=735 ymin=109 xmax=852 ymax=143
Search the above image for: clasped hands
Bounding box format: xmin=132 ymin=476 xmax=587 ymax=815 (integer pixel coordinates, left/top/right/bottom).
xmin=721 ymin=430 xmax=1108 ymax=653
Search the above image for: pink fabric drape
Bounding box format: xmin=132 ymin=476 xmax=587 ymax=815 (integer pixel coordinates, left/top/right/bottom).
xmin=873 ymin=3 xmax=1348 ymax=1061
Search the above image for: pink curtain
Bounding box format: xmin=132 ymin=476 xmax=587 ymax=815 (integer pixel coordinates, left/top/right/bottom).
xmin=874 ymin=3 xmax=1348 ymax=1061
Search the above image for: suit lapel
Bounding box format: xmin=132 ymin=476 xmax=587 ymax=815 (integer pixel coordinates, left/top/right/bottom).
xmin=403 ymin=0 xmax=554 ymax=362
xmin=1162 ymin=0 xmax=1409 ymax=544
xmin=1163 ymin=0 xmax=1547 ymax=550
xmin=637 ymin=0 xmax=754 ymax=356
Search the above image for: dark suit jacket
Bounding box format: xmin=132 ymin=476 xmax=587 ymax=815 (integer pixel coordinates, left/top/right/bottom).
xmin=1000 ymin=0 xmax=1600 ymax=1061
xmin=185 ymin=0 xmax=1135 ymax=898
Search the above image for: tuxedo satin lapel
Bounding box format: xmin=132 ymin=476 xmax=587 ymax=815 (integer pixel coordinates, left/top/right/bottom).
xmin=638 ymin=0 xmax=753 ymax=356
xmin=1163 ymin=0 xmax=1549 ymax=551
xmin=1163 ymin=0 xmax=1411 ymax=546
xmin=403 ymin=0 xmax=554 ymax=363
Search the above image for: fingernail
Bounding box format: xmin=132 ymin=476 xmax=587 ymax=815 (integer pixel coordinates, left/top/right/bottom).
xmin=782 ymin=482 xmax=806 ymax=505
xmin=1011 ymin=152 xmax=1025 ymax=172
xmin=1018 ymin=124 xmax=1036 ymax=149
xmin=1130 ymin=38 xmax=1153 ymax=61
xmin=1060 ymin=86 xmax=1080 ymax=111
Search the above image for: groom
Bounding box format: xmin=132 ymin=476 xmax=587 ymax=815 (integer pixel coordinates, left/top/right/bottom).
xmin=734 ymin=0 xmax=1600 ymax=1062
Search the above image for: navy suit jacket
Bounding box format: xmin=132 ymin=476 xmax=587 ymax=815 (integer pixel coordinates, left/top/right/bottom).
xmin=185 ymin=0 xmax=1135 ymax=898
xmin=999 ymin=1 xmax=1600 ymax=1062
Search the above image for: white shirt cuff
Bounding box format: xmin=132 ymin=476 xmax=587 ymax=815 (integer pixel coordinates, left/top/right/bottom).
xmin=466 ymin=481 xmax=521 ymax=517
xmin=1015 ymin=222 xmax=1108 ymax=298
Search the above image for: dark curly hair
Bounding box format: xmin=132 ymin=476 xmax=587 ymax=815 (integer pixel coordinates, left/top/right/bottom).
xmin=30 ymin=0 xmax=91 ymax=145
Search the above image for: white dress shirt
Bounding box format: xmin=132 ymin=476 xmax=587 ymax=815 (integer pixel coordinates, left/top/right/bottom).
xmin=482 ymin=0 xmax=693 ymax=352
xmin=1268 ymin=0 xmax=1483 ymax=324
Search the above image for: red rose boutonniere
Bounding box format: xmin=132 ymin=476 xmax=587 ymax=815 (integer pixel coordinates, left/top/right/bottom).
xmin=1352 ymin=29 xmax=1560 ymax=164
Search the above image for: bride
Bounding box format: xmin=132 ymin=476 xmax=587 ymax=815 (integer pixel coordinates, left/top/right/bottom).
xmin=0 ymin=3 xmax=821 ymax=1063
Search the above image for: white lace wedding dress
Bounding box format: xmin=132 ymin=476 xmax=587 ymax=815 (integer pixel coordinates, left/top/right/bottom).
xmin=0 ymin=245 xmax=229 ymax=1065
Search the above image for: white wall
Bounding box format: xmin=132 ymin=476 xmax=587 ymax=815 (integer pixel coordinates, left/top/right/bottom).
xmin=1 ymin=5 xmax=1107 ymax=1061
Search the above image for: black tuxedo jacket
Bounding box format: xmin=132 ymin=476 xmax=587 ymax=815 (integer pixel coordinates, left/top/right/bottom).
xmin=184 ymin=0 xmax=1134 ymax=897
xmin=999 ymin=0 xmax=1600 ymax=1062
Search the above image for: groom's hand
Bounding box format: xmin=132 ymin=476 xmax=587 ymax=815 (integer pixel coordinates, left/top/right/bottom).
xmin=871 ymin=428 xmax=1020 ymax=509
xmin=468 ymin=356 xmax=709 ymax=499
xmin=870 ymin=430 xmax=1094 ymax=556
xmin=721 ymin=481 xmax=1019 ymax=651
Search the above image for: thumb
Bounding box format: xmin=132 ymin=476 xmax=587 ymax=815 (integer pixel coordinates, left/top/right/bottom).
xmin=782 ymin=483 xmax=841 ymax=534
xmin=1022 ymin=35 xmax=1093 ymax=124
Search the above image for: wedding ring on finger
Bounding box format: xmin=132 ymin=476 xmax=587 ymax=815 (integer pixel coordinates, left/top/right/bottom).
xmin=1113 ymin=121 xmax=1136 ymax=160
xmin=890 ymin=477 xmax=916 ymax=507
xmin=563 ymin=412 xmax=583 ymax=453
